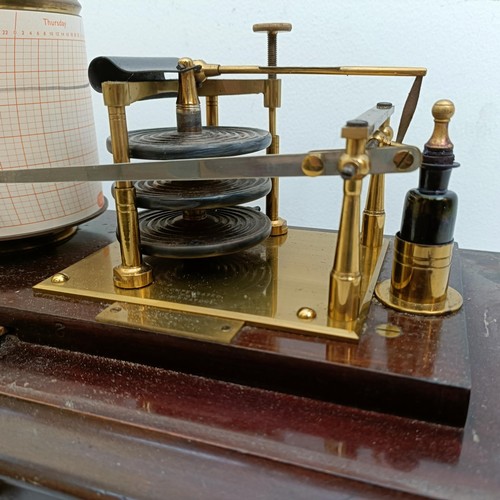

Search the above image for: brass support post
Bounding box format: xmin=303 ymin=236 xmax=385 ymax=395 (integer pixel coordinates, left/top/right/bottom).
xmin=205 ymin=95 xmax=219 ymax=126
xmin=359 ymin=108 xmax=394 ymax=298
xmin=361 ymin=173 xmax=385 ymax=247
xmin=104 ymin=89 xmax=152 ymax=289
xmin=253 ymin=22 xmax=291 ymax=236
xmin=361 ymin=105 xmax=394 ymax=248
xmin=329 ymin=120 xmax=370 ymax=325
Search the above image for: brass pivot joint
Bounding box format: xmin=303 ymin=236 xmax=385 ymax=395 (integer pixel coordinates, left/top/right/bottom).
xmin=338 ymin=119 xmax=370 ymax=179
xmin=329 ymin=119 xmax=370 ymax=326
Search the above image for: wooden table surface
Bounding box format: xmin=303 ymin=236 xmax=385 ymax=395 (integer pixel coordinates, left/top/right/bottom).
xmin=0 ymin=212 xmax=498 ymax=499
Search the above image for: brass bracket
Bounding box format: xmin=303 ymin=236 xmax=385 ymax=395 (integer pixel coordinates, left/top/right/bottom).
xmin=96 ymin=302 xmax=243 ymax=344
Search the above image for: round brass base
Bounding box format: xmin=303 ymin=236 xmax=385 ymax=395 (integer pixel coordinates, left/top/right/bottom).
xmin=270 ymin=217 xmax=288 ymax=237
xmin=375 ymin=279 xmax=463 ymax=316
xmin=113 ymin=264 xmax=153 ymax=290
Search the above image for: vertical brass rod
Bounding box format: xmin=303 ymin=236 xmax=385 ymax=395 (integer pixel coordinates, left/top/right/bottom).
xmin=106 ymin=101 xmax=152 ymax=289
xmin=361 ymin=118 xmax=393 ymax=248
xmin=266 ymin=105 xmax=282 ymax=223
xmin=265 ymin=80 xmax=287 ymax=234
xmin=206 ymin=95 xmax=219 ymax=126
xmin=359 ymin=118 xmax=393 ymax=300
xmin=361 ymin=174 xmax=385 ymax=248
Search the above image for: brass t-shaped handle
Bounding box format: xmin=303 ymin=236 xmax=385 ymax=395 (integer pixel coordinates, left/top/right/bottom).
xmin=253 ymin=23 xmax=292 ymax=77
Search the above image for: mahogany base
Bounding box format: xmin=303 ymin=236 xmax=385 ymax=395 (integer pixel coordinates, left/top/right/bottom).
xmin=0 ymin=211 xmax=498 ymax=498
xmin=0 ymin=211 xmax=470 ymax=427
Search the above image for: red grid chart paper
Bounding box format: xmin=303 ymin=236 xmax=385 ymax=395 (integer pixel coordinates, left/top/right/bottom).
xmin=0 ymin=9 xmax=104 ymax=239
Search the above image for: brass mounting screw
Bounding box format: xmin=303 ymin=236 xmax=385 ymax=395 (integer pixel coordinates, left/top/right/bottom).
xmin=301 ymin=154 xmax=324 ymax=177
xmin=376 ymin=323 xmax=402 ymax=338
xmin=253 ymin=23 xmax=292 ymax=78
xmin=393 ymin=150 xmax=415 ymax=170
xmin=297 ymin=307 xmax=317 ymax=320
xmin=51 ymin=272 xmax=69 ymax=284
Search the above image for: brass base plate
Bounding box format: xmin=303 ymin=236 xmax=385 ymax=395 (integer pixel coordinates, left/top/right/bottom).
xmin=34 ymin=229 xmax=388 ymax=342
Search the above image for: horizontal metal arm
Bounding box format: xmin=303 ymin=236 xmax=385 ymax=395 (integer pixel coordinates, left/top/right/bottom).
xmin=210 ymin=65 xmax=427 ymax=77
xmin=0 ymin=146 xmax=421 ymax=184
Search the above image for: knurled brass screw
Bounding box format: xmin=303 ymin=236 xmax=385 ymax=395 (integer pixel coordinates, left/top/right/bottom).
xmin=253 ymin=23 xmax=292 ymax=78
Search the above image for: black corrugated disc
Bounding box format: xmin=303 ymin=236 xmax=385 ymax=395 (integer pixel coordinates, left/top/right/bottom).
xmin=134 ymin=178 xmax=271 ymax=210
xmin=138 ymin=207 xmax=271 ymax=258
xmin=107 ymin=126 xmax=271 ymax=160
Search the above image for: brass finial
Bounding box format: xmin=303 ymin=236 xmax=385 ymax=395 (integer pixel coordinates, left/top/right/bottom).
xmin=425 ymin=99 xmax=455 ymax=150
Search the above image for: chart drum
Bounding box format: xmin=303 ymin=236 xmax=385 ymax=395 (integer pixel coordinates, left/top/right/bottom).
xmin=0 ymin=0 xmax=104 ymax=247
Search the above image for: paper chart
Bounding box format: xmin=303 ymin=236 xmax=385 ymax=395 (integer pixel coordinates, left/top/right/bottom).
xmin=0 ymin=8 xmax=104 ymax=239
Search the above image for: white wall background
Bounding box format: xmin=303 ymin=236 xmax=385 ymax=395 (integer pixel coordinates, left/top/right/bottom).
xmin=82 ymin=0 xmax=500 ymax=252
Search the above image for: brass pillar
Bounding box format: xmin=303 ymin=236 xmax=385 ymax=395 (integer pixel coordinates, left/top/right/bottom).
xmin=329 ymin=120 xmax=369 ymax=325
xmin=103 ymin=83 xmax=152 ymax=289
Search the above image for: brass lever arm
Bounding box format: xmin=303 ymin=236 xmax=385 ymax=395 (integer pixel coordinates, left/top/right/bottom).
xmin=198 ymin=63 xmax=427 ymax=78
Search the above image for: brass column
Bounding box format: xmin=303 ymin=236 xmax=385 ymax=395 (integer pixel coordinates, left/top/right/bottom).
xmin=103 ymin=82 xmax=152 ymax=289
xmin=360 ymin=111 xmax=393 ymax=296
xmin=206 ymin=95 xmax=219 ymax=127
xmin=329 ymin=120 xmax=369 ymax=325
xmin=361 ymin=108 xmax=393 ymax=249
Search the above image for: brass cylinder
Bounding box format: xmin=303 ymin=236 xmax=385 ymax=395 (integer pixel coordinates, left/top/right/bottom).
xmin=391 ymin=235 xmax=453 ymax=308
xmin=114 ymin=186 xmax=145 ymax=267
xmin=375 ymin=235 xmax=462 ymax=315
xmin=177 ymin=57 xmax=202 ymax=133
